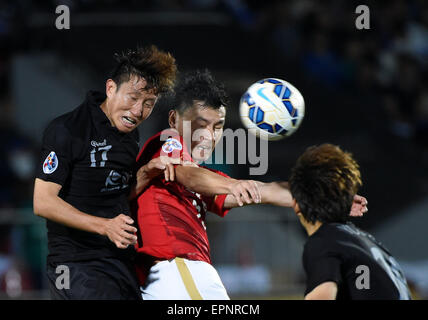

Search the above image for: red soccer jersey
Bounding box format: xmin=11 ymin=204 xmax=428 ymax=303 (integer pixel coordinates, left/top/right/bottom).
xmin=133 ymin=130 xmax=230 ymax=281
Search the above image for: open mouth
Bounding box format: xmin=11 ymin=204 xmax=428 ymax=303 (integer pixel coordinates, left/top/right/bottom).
xmin=122 ymin=116 xmax=137 ymax=127
xmin=196 ymin=145 xmax=211 ymax=151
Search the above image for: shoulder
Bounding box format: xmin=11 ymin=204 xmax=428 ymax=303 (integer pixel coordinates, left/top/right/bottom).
xmin=44 ymin=103 xmax=89 ymax=136
xmin=43 ymin=112 xmax=73 ymax=142
xmin=136 ymin=129 xmax=184 ymax=164
xmin=136 ymin=131 xmax=163 ymax=162
xmin=42 ymin=104 xmax=90 ymax=154
xmin=304 ymin=234 xmax=331 ymax=257
xmin=304 ymin=224 xmax=344 ymax=258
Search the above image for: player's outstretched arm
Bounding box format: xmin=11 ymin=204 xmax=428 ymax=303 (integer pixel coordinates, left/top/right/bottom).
xmin=34 ymin=178 xmax=138 ymax=249
xmin=223 ymin=181 xmax=293 ymax=209
xmin=174 ymin=165 xmax=261 ymax=207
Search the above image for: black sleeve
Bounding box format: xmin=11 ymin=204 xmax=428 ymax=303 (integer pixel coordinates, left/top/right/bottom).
xmin=36 ymin=120 xmax=73 ymax=186
xmin=303 ymin=238 xmax=343 ymax=295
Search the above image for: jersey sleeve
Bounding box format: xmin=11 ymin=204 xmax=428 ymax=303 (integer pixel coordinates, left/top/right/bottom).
xmin=201 ymin=168 xmax=231 ymax=218
xmin=36 ymin=121 xmax=73 ymax=186
xmin=303 ymin=237 xmax=343 ymax=296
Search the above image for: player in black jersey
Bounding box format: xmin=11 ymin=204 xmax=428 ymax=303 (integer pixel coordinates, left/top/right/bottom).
xmin=289 ymin=144 xmax=411 ymax=300
xmin=33 ymin=46 xmax=177 ymax=299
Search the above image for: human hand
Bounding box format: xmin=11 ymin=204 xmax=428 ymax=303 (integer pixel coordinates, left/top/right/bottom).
xmin=104 ymin=214 xmax=138 ymax=249
xmin=228 ymin=180 xmax=261 ymax=207
xmin=350 ymin=195 xmax=368 ymax=217
xmin=139 ymin=156 xmax=177 ymax=182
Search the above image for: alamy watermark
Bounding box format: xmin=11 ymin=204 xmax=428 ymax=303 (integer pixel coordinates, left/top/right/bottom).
xmin=55 ymin=5 xmax=70 ymax=30
xmin=55 ymin=265 xmax=70 ymax=290
xmin=159 ymin=122 xmax=269 ymax=175
xmin=355 ymin=265 xmax=370 ymax=290
xmin=355 ymin=5 xmax=370 ymax=30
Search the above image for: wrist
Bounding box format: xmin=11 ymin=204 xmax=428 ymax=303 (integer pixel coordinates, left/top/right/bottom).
xmin=97 ymin=217 xmax=109 ymax=236
xmin=226 ymin=178 xmax=239 ymax=194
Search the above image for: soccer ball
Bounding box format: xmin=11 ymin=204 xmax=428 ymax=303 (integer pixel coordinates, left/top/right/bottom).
xmin=239 ymin=78 xmax=305 ymax=141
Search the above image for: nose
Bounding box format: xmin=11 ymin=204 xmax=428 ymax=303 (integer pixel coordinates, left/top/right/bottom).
xmin=204 ymin=126 xmax=215 ymax=141
xmin=130 ymin=104 xmax=143 ymax=118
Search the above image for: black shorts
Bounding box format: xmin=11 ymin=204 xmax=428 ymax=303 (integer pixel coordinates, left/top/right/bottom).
xmin=46 ymin=257 xmax=142 ymax=300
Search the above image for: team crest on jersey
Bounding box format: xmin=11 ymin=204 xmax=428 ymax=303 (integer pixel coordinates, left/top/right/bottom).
xmin=162 ymin=138 xmax=182 ymax=154
xmin=43 ymin=151 xmax=58 ymax=174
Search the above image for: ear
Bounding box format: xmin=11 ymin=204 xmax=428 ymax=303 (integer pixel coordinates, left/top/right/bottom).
xmin=106 ymin=79 xmax=117 ymax=99
xmin=168 ymin=109 xmax=177 ymax=128
xmin=292 ymin=198 xmax=301 ymax=216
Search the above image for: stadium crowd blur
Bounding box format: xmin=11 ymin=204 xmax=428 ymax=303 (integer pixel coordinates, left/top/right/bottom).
xmin=0 ymin=0 xmax=427 ymax=298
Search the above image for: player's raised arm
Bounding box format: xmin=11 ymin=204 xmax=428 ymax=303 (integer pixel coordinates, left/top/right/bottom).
xmin=172 ymin=162 xmax=293 ymax=208
xmin=223 ymin=181 xmax=368 ymax=215
xmin=174 ymin=164 xmax=262 ymax=207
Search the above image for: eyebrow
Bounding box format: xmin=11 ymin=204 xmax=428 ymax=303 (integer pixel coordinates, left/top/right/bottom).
xmin=128 ymin=91 xmax=157 ymax=101
xmin=196 ymin=116 xmax=208 ymax=123
xmin=196 ymin=117 xmax=225 ymax=125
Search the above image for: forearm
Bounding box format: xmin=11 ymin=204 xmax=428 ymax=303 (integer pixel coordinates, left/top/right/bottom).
xmin=34 ymin=192 xmax=107 ymax=236
xmin=129 ymin=167 xmax=151 ymax=201
xmin=130 ymin=156 xmax=181 ymax=200
xmin=175 ymin=165 xmax=237 ymax=196
xmin=223 ymin=181 xmax=292 ymax=209
xmin=259 ymin=181 xmax=292 ymax=207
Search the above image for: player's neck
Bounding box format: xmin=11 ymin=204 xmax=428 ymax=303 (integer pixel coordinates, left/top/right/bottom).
xmin=303 ymin=220 xmax=323 ymax=237
xmin=100 ymin=100 xmax=114 ymax=126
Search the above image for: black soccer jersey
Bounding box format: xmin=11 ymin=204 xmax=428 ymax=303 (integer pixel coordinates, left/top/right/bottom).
xmin=36 ymin=91 xmax=140 ymax=263
xmin=303 ymin=222 xmax=411 ymax=300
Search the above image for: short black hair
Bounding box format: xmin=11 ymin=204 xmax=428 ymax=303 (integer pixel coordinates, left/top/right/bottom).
xmin=289 ymin=144 xmax=362 ymax=224
xmin=110 ymin=45 xmax=177 ymax=94
xmin=173 ymin=69 xmax=228 ymax=113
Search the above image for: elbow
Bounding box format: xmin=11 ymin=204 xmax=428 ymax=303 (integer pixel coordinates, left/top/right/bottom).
xmin=33 ymin=200 xmax=43 ymax=217
xmin=33 ymin=178 xmax=61 ymax=218
xmin=33 ymin=194 xmax=47 ymax=217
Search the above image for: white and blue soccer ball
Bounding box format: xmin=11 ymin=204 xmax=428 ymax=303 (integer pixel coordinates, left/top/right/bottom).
xmin=239 ymin=78 xmax=305 ymax=141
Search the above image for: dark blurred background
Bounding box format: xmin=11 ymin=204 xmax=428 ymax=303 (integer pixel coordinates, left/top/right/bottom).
xmin=1 ymin=0 xmax=427 ymax=299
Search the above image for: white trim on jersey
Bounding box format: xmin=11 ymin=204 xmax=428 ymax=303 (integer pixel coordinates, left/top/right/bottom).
xmin=141 ymin=258 xmax=230 ymax=300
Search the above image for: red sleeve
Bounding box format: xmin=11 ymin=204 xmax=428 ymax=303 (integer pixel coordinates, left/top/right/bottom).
xmin=201 ymin=167 xmax=231 ymax=218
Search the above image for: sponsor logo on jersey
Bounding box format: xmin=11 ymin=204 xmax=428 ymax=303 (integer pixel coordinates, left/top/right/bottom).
xmin=162 ymin=138 xmax=182 ymax=154
xmin=43 ymin=151 xmax=58 ymax=174
xmin=101 ymin=170 xmax=130 ymax=192
xmin=91 ymin=139 xmax=107 ymax=147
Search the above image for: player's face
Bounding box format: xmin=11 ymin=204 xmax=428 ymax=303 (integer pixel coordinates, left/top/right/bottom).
xmin=104 ymin=76 xmax=158 ymax=133
xmin=175 ymin=101 xmax=226 ymax=162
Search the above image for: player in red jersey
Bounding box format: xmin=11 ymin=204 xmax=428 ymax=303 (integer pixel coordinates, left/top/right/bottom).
xmin=133 ymin=70 xmax=368 ymax=299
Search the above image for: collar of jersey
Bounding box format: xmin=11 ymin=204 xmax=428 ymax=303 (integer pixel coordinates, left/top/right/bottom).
xmin=87 ymin=90 xmax=109 ymax=124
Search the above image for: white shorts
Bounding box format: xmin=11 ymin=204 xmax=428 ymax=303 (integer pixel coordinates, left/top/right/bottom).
xmin=141 ymin=258 xmax=230 ymax=300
